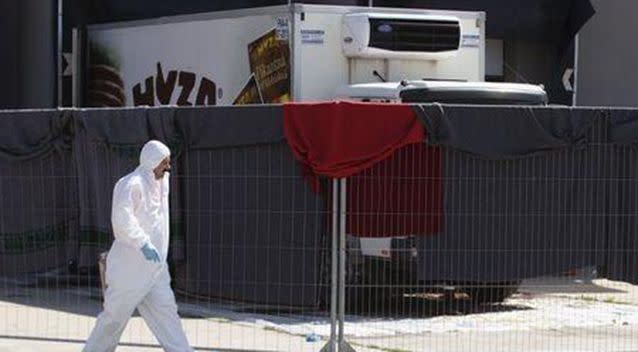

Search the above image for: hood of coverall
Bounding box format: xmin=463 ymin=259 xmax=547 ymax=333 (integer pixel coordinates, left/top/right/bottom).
xmin=139 ymin=140 xmax=171 ymax=171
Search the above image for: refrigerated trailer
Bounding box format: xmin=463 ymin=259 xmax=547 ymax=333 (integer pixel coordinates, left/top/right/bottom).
xmin=80 ymin=4 xmax=492 ymax=107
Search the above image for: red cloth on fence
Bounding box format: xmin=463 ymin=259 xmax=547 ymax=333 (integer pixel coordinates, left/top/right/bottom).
xmin=347 ymin=143 xmax=442 ymax=237
xmin=283 ymin=101 xmax=442 ymax=236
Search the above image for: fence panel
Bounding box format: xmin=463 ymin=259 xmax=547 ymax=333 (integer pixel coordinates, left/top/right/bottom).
xmin=1 ymin=134 xmax=336 ymax=351
xmin=340 ymin=123 xmax=638 ymax=352
xmin=3 ymin=108 xmax=638 ymax=352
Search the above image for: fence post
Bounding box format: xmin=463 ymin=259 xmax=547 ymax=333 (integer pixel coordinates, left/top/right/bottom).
xmin=338 ymin=178 xmax=356 ymax=352
xmin=321 ymin=179 xmax=340 ymax=352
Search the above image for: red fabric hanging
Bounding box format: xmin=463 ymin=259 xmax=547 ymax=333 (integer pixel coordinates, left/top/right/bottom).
xmin=283 ymin=101 xmax=442 ymax=236
xmin=346 ymin=143 xmax=442 ymax=237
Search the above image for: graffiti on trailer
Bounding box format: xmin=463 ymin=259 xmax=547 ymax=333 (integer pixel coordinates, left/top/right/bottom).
xmin=133 ymin=62 xmax=217 ymax=106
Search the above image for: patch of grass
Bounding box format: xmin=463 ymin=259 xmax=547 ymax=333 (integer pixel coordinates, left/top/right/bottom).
xmin=603 ymin=296 xmax=632 ymax=305
xmin=574 ymin=295 xmax=633 ymax=306
xmin=204 ymin=316 xmax=231 ymax=324
xmin=579 ymin=295 xmax=598 ymax=302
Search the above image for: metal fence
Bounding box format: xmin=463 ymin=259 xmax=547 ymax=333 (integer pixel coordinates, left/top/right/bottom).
xmin=338 ymin=134 xmax=638 ymax=352
xmin=1 ymin=109 xmax=638 ymax=352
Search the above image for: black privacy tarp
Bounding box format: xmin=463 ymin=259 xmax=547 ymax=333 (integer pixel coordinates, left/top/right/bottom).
xmin=412 ymin=104 xmax=635 ymax=283
xmin=416 ymin=131 xmax=609 ymax=281
xmin=73 ymin=105 xmax=325 ymax=307
xmin=414 ymin=104 xmax=600 ymax=158
xmin=0 ymin=110 xmax=77 ymax=274
xmin=0 ymin=109 xmax=73 ymax=161
xmin=173 ymin=105 xmax=323 ymax=306
xmin=2 ymin=104 xmax=638 ymax=307
xmin=176 ymin=142 xmax=326 ymax=306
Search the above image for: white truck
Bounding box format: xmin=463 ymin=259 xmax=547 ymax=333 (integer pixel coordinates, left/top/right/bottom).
xmin=81 ymin=3 xmax=547 ymax=305
xmin=82 ymin=3 xmax=545 ymax=108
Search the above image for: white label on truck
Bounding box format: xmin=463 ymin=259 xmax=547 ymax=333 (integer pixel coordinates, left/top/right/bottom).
xmin=301 ymin=29 xmax=325 ymax=44
xmin=461 ymin=34 xmax=480 ymax=48
xmin=276 ymin=17 xmax=289 ymax=40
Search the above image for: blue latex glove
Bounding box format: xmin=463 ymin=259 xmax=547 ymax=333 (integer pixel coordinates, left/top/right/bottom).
xmin=141 ymin=242 xmax=161 ymax=263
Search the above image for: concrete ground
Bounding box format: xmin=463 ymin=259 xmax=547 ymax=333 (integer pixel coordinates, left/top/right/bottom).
xmin=2 ymin=273 xmax=638 ymax=352
xmin=0 ymin=337 xmax=175 ymax=352
xmin=346 ymin=275 xmax=638 ymax=352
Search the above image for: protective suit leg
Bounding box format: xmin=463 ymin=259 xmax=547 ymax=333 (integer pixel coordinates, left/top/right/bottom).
xmin=137 ymin=269 xmax=193 ymax=352
xmin=83 ymin=284 xmax=147 ymax=352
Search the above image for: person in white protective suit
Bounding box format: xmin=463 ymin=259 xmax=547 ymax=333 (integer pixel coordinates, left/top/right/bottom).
xmin=84 ymin=140 xmax=194 ymax=352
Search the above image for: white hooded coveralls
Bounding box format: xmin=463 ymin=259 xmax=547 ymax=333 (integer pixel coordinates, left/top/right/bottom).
xmin=84 ymin=141 xmax=193 ymax=352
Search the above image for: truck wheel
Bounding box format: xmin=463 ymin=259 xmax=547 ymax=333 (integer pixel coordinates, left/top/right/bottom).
xmin=346 ymin=257 xmax=401 ymax=313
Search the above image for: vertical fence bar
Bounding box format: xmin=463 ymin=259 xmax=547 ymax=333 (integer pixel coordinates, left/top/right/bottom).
xmin=338 ymin=178 xmax=356 ymax=352
xmin=338 ymin=178 xmax=344 ymax=345
xmin=321 ymin=178 xmax=339 ymax=352
xmin=338 ymin=178 xmax=345 ymax=346
xmin=333 ymin=178 xmax=340 ymax=350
